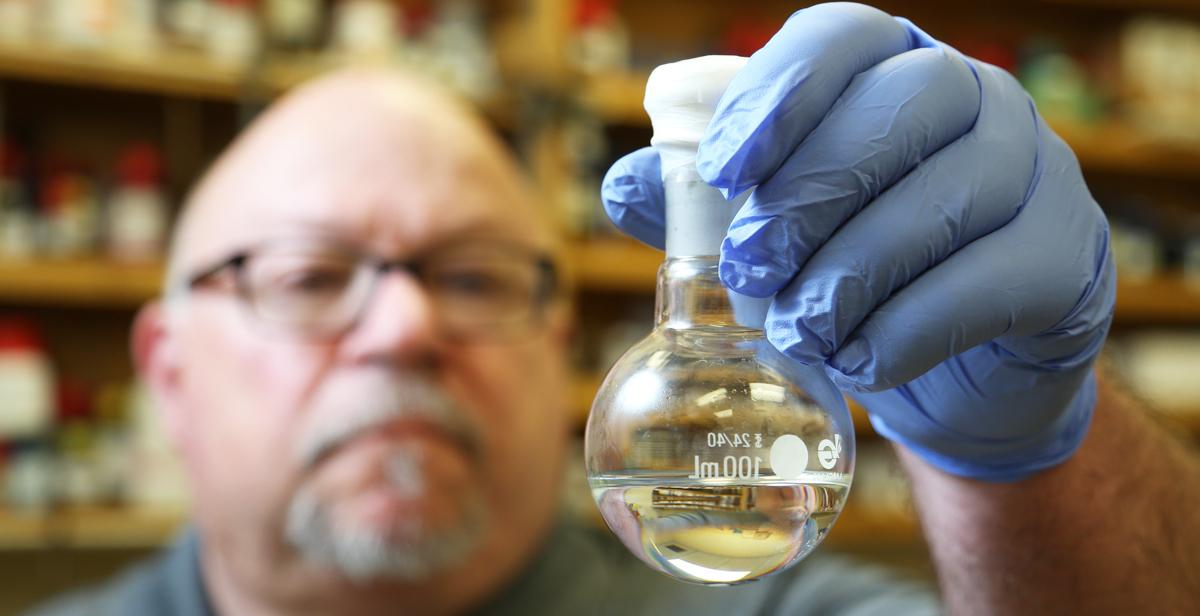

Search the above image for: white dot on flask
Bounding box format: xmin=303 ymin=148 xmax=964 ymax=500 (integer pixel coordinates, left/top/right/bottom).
xmin=769 ymin=434 xmax=808 ymax=479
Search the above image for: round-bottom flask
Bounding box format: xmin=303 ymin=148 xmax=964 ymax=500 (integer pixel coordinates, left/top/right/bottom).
xmin=585 ymin=254 xmax=856 ymax=586
xmin=585 ymin=55 xmax=856 ymax=585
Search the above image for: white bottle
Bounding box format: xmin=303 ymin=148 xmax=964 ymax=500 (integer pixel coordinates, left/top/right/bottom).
xmin=112 ymin=0 xmax=160 ymax=56
xmin=206 ymin=0 xmax=261 ymax=68
xmin=0 ymin=0 xmax=35 ymax=44
xmin=0 ymin=320 xmax=54 ymax=439
xmin=265 ymin=0 xmax=320 ymax=50
xmin=424 ymin=0 xmax=498 ymax=101
xmin=332 ymin=0 xmax=402 ymax=61
xmin=107 ymin=143 xmax=168 ymax=263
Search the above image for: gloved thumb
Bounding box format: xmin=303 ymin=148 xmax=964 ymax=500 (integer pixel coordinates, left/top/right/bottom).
xmin=600 ymin=147 xmax=666 ymax=250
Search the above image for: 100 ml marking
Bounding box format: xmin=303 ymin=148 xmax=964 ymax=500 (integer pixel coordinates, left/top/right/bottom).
xmin=688 ymin=455 xmax=762 ymax=479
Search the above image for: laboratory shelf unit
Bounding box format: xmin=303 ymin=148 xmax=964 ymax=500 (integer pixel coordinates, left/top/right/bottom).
xmin=0 ymin=4 xmax=1197 ymax=603
xmin=0 ymin=502 xmax=914 ymax=552
xmin=571 ymin=372 xmax=877 ymax=435
xmin=0 ymin=42 xmax=517 ymax=125
xmin=0 ymin=259 xmax=165 ymax=308
xmin=2 ymin=247 xmax=1199 ymax=316
xmin=564 ymin=238 xmax=661 ymax=291
xmin=566 ymin=239 xmax=1200 ymax=325
xmin=0 ymin=41 xmax=252 ymax=101
xmin=1114 ymin=275 xmax=1200 ymax=325
xmin=0 ymin=507 xmax=184 ymax=550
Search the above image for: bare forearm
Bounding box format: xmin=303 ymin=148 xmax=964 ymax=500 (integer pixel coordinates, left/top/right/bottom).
xmin=899 ymin=368 xmax=1200 ymax=614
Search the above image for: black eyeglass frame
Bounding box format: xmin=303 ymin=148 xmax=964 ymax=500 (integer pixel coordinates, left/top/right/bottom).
xmin=179 ymin=238 xmax=560 ymax=342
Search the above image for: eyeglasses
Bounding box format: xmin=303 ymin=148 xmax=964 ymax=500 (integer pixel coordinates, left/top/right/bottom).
xmin=179 ymin=237 xmax=558 ymax=341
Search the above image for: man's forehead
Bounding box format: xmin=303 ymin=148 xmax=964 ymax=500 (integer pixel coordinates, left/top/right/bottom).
xmin=212 ymin=214 xmax=535 ymax=259
xmin=174 ymin=69 xmax=550 ymax=272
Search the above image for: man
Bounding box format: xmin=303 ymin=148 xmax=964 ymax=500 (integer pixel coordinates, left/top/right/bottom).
xmin=34 ymin=3 xmax=1199 ymax=615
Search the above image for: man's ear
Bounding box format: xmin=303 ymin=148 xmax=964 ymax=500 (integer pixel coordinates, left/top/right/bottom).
xmin=131 ymin=301 xmax=186 ymax=449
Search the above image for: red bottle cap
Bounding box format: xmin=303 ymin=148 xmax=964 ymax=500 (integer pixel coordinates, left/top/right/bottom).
xmin=575 ymin=0 xmax=616 ymax=29
xmin=0 ymin=318 xmax=44 ymax=353
xmin=116 ymin=143 xmax=164 ymax=188
xmin=0 ymin=141 xmax=24 ymax=177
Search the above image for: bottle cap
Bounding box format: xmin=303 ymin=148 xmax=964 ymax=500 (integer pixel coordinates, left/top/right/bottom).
xmin=117 ymin=143 xmax=163 ymax=188
xmin=0 ymin=318 xmax=43 ymax=353
xmin=644 ymin=55 xmax=747 ymax=176
xmin=647 ymin=56 xmax=752 ymax=259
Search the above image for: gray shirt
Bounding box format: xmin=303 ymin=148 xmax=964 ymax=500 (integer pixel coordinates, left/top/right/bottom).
xmin=29 ymin=522 xmax=938 ymax=615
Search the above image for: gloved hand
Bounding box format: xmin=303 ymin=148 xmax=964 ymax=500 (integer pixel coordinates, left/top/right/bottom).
xmin=601 ymin=2 xmax=1115 ymax=482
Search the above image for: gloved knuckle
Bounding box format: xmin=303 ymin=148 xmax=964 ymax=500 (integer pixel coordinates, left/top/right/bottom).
xmin=783 ymin=3 xmax=896 ymax=36
xmin=980 ymin=60 xmax=1025 ymax=95
xmin=818 ymin=3 xmax=895 ymax=25
xmin=891 ymin=47 xmax=975 ymax=95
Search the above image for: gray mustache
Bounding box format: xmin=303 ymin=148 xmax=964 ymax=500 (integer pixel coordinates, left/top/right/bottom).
xmin=296 ymin=373 xmax=482 ymax=470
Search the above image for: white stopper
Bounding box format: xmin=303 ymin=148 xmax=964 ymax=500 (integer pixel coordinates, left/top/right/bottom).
xmin=645 ymin=55 xmax=748 ymax=176
xmin=646 ymin=55 xmax=750 ymax=258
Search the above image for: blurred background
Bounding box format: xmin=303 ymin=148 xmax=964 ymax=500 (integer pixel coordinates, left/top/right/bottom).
xmin=0 ymin=0 xmax=1199 ymax=612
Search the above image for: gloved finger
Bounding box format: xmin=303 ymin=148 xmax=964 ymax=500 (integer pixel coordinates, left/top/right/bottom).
xmin=984 ymin=124 xmax=1116 ymax=369
xmin=600 ymin=147 xmax=666 ymax=250
xmin=825 ymin=132 xmax=1113 ymax=392
xmin=698 ymin=3 xmax=924 ymax=195
xmin=765 ymin=61 xmax=1036 ymax=365
xmin=719 ymin=46 xmax=980 ymax=297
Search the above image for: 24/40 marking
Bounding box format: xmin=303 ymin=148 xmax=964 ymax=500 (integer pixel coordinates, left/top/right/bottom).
xmin=706 ymin=432 xmax=763 ymax=448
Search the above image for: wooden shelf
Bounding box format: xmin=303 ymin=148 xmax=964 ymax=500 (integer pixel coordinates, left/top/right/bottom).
xmin=577 ymin=70 xmax=648 ymax=126
xmin=0 ymin=42 xmax=514 ymax=123
xmin=0 ymin=508 xmax=46 ymax=549
xmin=3 ymin=248 xmax=1199 ymax=324
xmin=52 ymin=506 xmax=185 ymax=549
xmin=1114 ymin=273 xmax=1200 ymax=324
xmin=1053 ymin=121 xmax=1200 ymax=181
xmin=565 ymin=238 xmax=1200 ymax=323
xmin=824 ymin=506 xmax=920 ymax=548
xmin=0 ymin=503 xmax=917 ymax=552
xmin=0 ymin=41 xmax=254 ymax=101
xmin=0 ymin=258 xmax=164 ymax=308
xmin=571 ymin=371 xmax=875 ymax=436
xmin=577 ymin=70 xmax=1200 ymax=179
xmin=0 ymin=506 xmax=183 ymax=550
xmin=0 ymin=241 xmax=664 ymax=308
xmin=574 ymin=367 xmax=1200 ymax=443
xmin=1044 ymin=0 xmax=1200 ymax=13
xmin=0 ymin=41 xmax=444 ymax=102
xmin=565 ymin=237 xmax=661 ymax=292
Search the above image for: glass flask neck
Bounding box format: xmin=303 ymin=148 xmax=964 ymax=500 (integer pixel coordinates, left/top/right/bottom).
xmin=656 ymin=163 xmax=768 ymax=331
xmin=654 ymin=258 xmax=756 ymax=330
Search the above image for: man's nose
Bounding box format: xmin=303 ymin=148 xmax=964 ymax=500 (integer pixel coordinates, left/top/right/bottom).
xmin=339 ymin=270 xmax=442 ymax=365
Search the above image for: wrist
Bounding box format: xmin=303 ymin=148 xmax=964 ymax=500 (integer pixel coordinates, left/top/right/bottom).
xmin=868 ymin=369 xmax=1098 ymax=482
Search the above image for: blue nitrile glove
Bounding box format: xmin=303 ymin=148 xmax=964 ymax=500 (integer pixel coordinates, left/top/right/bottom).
xmin=600 ymin=2 xmax=1115 ymax=482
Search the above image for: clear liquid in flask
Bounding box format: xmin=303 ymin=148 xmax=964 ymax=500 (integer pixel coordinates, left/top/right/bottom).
xmin=591 ymin=471 xmax=851 ymax=585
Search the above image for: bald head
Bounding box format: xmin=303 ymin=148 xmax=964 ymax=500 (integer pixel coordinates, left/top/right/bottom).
xmin=169 ymin=69 xmax=552 ymax=288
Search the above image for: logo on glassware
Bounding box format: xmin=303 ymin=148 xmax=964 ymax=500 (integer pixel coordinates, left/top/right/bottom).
xmin=817 ymin=435 xmax=842 ymax=470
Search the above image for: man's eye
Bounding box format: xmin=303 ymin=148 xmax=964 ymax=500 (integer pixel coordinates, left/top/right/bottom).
xmin=276 ymin=267 xmax=351 ymax=293
xmin=440 ymin=271 xmax=507 ymax=295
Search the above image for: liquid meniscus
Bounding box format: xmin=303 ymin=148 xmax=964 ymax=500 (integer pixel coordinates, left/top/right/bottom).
xmin=591 ymin=472 xmax=850 ymax=585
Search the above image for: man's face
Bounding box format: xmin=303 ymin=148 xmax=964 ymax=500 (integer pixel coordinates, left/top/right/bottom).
xmin=142 ymin=73 xmax=569 ymax=598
